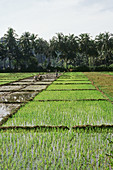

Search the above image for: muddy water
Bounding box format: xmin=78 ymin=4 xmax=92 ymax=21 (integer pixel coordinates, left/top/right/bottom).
xmin=0 ymin=85 xmax=25 ymax=91
xmin=0 ymin=92 xmax=38 ymax=103
xmin=0 ymin=73 xmax=57 ymax=124
xmin=22 ymin=85 xmax=47 ymax=91
xmin=0 ymin=103 xmax=20 ymax=122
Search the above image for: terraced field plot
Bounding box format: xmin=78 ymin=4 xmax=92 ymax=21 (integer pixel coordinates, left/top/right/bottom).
xmin=0 ymin=73 xmax=39 ymax=85
xmin=0 ymin=73 xmax=56 ymax=124
xmin=0 ymin=129 xmax=112 ymax=170
xmin=34 ymin=90 xmax=106 ymax=100
xmin=3 ymin=100 xmax=113 ymax=126
xmin=47 ymin=84 xmax=96 ymax=90
xmin=84 ymin=72 xmax=113 ymax=101
xmin=0 ymin=72 xmax=113 ymax=169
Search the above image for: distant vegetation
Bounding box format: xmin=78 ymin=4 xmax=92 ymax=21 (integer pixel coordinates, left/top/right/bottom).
xmin=0 ymin=28 xmax=113 ymax=72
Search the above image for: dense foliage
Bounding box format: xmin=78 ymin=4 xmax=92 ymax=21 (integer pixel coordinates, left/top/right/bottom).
xmin=0 ymin=28 xmax=113 ymax=71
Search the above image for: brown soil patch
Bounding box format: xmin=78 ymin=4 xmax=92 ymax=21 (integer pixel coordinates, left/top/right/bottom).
xmin=84 ymin=72 xmax=113 ymax=102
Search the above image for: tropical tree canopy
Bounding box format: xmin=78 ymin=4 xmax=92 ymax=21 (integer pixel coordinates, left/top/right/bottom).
xmin=0 ymin=28 xmax=113 ymax=71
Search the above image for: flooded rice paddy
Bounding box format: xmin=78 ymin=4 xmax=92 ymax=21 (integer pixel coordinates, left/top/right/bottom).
xmin=0 ymin=73 xmax=56 ymax=123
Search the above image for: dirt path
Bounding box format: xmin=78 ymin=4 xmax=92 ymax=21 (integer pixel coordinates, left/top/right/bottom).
xmin=0 ymin=73 xmax=58 ymax=124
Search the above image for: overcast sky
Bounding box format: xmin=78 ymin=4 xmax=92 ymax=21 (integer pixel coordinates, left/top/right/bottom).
xmin=0 ymin=0 xmax=113 ymax=40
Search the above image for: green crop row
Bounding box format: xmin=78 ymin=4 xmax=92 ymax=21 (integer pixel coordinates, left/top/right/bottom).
xmin=3 ymin=101 xmax=113 ymax=126
xmin=47 ymin=84 xmax=96 ymax=90
xmin=0 ymin=130 xmax=113 ymax=169
xmin=34 ymin=90 xmax=105 ymax=100
xmin=99 ymin=72 xmax=113 ymax=76
xmin=58 ymin=72 xmax=89 ymax=80
xmin=0 ymin=82 xmax=10 ymax=85
xmin=0 ymin=73 xmax=39 ymax=81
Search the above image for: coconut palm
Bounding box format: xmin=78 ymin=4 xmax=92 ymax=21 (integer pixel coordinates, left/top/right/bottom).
xmin=95 ymin=32 xmax=113 ymax=66
xmin=19 ymin=32 xmax=38 ymax=70
xmin=4 ymin=28 xmax=18 ymax=69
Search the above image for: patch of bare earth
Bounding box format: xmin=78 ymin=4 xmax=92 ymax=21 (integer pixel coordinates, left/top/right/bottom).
xmin=84 ymin=72 xmax=113 ymax=102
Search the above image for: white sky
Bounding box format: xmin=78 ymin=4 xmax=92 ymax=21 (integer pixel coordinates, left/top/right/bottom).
xmin=0 ymin=0 xmax=113 ymax=41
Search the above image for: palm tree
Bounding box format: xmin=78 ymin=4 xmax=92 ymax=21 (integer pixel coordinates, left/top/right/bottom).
xmin=0 ymin=40 xmax=7 ymax=70
xmin=95 ymin=32 xmax=113 ymax=66
xmin=50 ymin=33 xmax=79 ymax=69
xmin=4 ymin=28 xmax=18 ymax=69
xmin=78 ymin=33 xmax=92 ymax=66
xmin=19 ymin=32 xmax=38 ymax=70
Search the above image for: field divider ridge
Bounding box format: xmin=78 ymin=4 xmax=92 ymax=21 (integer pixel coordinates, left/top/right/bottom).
xmin=0 ymin=124 xmax=113 ymax=131
xmin=47 ymin=89 xmax=97 ymax=91
xmin=35 ymin=99 xmax=108 ymax=102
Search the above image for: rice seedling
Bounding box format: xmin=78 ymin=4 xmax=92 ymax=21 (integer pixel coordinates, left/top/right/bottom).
xmin=1 ymin=71 xmax=113 ymax=169
xmin=0 ymin=73 xmax=39 ymax=82
xmin=58 ymin=72 xmax=89 ymax=80
xmin=0 ymin=129 xmax=113 ymax=169
xmin=34 ymin=90 xmax=106 ymax=100
xmin=0 ymin=82 xmax=10 ymax=85
xmin=3 ymin=101 xmax=113 ymax=126
xmin=47 ymin=84 xmax=96 ymax=90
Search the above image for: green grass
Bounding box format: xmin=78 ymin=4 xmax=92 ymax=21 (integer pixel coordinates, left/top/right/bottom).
xmin=58 ymin=76 xmax=89 ymax=80
xmin=47 ymin=84 xmax=95 ymax=90
xmin=0 ymin=73 xmax=40 ymax=85
xmin=0 ymin=82 xmax=10 ymax=85
xmin=3 ymin=101 xmax=113 ymax=126
xmin=0 ymin=130 xmax=113 ymax=169
xmin=58 ymin=72 xmax=89 ymax=80
xmin=34 ymin=90 xmax=106 ymax=100
xmin=0 ymin=73 xmax=39 ymax=81
xmin=99 ymin=72 xmax=113 ymax=76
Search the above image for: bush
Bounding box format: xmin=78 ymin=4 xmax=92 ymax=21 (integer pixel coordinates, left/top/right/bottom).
xmin=74 ymin=65 xmax=90 ymax=72
xmin=95 ymin=65 xmax=108 ymax=71
xmin=108 ymin=64 xmax=113 ymax=71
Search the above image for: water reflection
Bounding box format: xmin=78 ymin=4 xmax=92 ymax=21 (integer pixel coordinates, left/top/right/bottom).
xmin=0 ymin=104 xmax=20 ymax=122
xmin=0 ymin=92 xmax=37 ymax=103
xmin=0 ymin=85 xmax=24 ymax=91
xmin=0 ymin=105 xmax=10 ymax=118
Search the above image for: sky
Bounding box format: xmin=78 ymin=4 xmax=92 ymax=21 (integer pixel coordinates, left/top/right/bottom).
xmin=0 ymin=0 xmax=113 ymax=41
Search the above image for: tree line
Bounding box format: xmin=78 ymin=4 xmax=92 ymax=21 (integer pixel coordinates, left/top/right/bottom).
xmin=0 ymin=28 xmax=113 ymax=72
